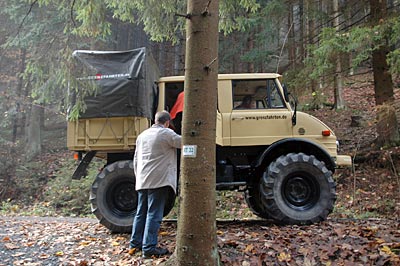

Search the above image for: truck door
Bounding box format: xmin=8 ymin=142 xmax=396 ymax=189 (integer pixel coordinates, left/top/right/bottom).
xmin=230 ymin=78 xmax=293 ymax=146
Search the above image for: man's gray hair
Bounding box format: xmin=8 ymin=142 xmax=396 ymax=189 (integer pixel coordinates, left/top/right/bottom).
xmin=155 ymin=111 xmax=171 ymax=124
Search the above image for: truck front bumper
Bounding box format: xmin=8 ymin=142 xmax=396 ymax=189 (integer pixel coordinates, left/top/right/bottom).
xmin=335 ymin=155 xmax=353 ymax=168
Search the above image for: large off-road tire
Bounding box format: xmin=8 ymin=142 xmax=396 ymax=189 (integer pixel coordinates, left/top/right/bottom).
xmin=260 ymin=153 xmax=336 ymax=224
xmin=244 ymin=185 xmax=270 ymax=219
xmin=90 ymin=160 xmax=176 ymax=233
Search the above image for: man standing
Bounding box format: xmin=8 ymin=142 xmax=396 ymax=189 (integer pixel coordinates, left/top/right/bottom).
xmin=129 ymin=111 xmax=181 ymax=258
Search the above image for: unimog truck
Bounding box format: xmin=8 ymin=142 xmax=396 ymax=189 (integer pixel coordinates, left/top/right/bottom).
xmin=68 ymin=48 xmax=352 ymax=233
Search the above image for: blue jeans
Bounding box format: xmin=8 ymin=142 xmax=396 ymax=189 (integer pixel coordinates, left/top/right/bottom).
xmin=129 ymin=186 xmax=169 ymax=252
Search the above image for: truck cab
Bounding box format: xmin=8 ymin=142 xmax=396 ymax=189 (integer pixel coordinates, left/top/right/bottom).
xmin=159 ymin=73 xmax=350 ymax=180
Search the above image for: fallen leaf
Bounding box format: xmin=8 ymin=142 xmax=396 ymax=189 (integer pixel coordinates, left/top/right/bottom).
xmin=38 ymin=254 xmax=50 ymax=259
xmin=4 ymin=243 xmax=19 ymax=250
xmin=277 ymin=252 xmax=291 ymax=262
xmin=12 ymin=252 xmax=25 ymax=257
xmin=54 ymin=251 xmax=64 ymax=256
xmin=77 ymin=260 xmax=89 ymax=266
xmin=224 ymin=239 xmax=239 ymax=247
xmin=380 ymin=245 xmax=396 ymax=256
xmin=244 ymin=244 xmax=254 ymax=253
xmin=79 ymin=241 xmax=91 ymax=246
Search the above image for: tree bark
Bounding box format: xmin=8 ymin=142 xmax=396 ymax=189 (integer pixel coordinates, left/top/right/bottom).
xmin=288 ymin=2 xmax=295 ymax=69
xmin=370 ymin=0 xmax=394 ymax=105
xmin=369 ymin=0 xmax=399 ymax=146
xmin=25 ymin=103 xmax=42 ymax=160
xmin=174 ymin=36 xmax=184 ymax=75
xmin=305 ymin=0 xmax=317 ymax=92
xmin=299 ymin=0 xmax=305 ymax=65
xmin=376 ymin=104 xmax=399 ymax=146
xmin=167 ymin=0 xmax=220 ymax=265
xmin=160 ymin=43 xmax=166 ymax=76
xmin=12 ymin=49 xmax=27 ymax=143
xmin=333 ymin=0 xmax=345 ymax=109
xmin=247 ymin=32 xmax=255 ymax=72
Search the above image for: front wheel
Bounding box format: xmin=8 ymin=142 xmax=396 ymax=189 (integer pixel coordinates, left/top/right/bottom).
xmin=90 ymin=160 xmax=176 ymax=233
xmin=260 ymin=153 xmax=336 ymax=224
xmin=244 ymin=185 xmax=270 ymax=219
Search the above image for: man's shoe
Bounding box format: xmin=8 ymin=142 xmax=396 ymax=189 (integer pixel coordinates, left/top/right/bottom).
xmin=142 ymin=247 xmax=169 ymax=258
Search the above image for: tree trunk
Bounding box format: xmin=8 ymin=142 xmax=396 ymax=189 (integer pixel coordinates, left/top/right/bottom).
xmin=369 ymin=0 xmax=398 ymax=146
xmin=232 ymin=34 xmax=238 ymax=73
xmin=372 ymin=47 xmax=394 ymax=105
xmin=376 ymin=104 xmax=399 ymax=146
xmin=247 ymin=32 xmax=255 ymax=72
xmin=306 ymin=0 xmax=317 ymax=92
xmin=174 ymin=37 xmax=184 ymax=75
xmin=26 ymin=103 xmax=42 ymax=160
xmin=166 ymin=0 xmax=220 ymax=265
xmin=299 ymin=0 xmax=305 ymax=65
xmin=12 ymin=49 xmax=27 ymax=143
xmin=333 ymin=0 xmax=345 ymax=109
xmin=288 ymin=2 xmax=295 ymax=69
xmin=370 ymin=0 xmax=394 ymax=105
xmin=157 ymin=42 xmax=166 ymax=76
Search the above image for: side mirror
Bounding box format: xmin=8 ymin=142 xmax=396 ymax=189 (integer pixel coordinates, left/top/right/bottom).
xmin=289 ymin=93 xmax=297 ymax=126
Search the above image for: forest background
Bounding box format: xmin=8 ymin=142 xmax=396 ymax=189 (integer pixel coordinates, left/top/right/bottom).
xmin=0 ymin=0 xmax=399 ymax=224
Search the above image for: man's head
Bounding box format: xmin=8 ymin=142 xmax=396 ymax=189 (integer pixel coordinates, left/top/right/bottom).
xmin=155 ymin=111 xmax=171 ymax=127
xmin=242 ymin=95 xmax=253 ymax=108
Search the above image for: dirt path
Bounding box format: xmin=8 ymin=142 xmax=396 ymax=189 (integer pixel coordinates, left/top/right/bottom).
xmin=0 ymin=216 xmax=399 ymax=265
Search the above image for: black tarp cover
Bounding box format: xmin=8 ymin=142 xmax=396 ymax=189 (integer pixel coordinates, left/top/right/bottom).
xmin=72 ymin=47 xmax=159 ymax=119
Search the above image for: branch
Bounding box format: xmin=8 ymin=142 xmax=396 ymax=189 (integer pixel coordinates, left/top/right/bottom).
xmin=175 ymin=13 xmax=192 ymax=19
xmin=70 ymin=0 xmax=76 ymax=27
xmin=17 ymin=0 xmax=38 ymax=36
xmin=276 ymin=22 xmax=293 ymax=73
xmin=204 ymin=57 xmax=217 ymax=72
xmin=1 ymin=0 xmax=38 ymax=58
xmin=202 ymin=0 xmax=212 ymax=16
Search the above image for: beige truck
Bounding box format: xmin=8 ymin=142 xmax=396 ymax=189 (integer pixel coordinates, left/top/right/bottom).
xmin=68 ymin=49 xmax=352 ymax=232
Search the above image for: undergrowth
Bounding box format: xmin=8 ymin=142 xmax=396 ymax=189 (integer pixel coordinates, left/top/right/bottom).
xmin=0 ymin=155 xmax=103 ymax=218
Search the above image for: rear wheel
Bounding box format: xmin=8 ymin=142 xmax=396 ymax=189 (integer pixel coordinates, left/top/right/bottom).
xmin=90 ymin=160 xmax=175 ymax=233
xmin=260 ymin=153 xmax=336 ymax=224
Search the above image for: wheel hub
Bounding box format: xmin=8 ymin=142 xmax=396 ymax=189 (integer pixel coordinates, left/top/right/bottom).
xmin=107 ymin=181 xmax=136 ymax=214
xmin=283 ymin=175 xmax=319 ymax=210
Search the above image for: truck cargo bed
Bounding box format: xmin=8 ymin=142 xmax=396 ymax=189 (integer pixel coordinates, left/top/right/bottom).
xmin=67 ymin=117 xmax=150 ymax=151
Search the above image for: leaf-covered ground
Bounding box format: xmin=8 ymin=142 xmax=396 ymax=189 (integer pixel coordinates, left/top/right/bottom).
xmin=0 ymin=216 xmax=399 ymax=266
xmin=1 ymin=76 xmax=400 ymax=265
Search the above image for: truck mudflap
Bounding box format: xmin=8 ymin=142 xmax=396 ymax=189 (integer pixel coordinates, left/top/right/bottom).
xmin=335 ymin=155 xmax=352 ymax=167
xmin=72 ymin=151 xmax=97 ymax=180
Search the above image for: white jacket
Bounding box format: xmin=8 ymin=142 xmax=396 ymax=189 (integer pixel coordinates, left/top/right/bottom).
xmin=133 ymin=124 xmax=181 ymax=193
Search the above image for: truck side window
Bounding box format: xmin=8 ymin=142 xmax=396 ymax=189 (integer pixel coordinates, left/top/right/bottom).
xmin=233 ymin=79 xmax=285 ymax=110
xmin=233 ymin=80 xmax=258 ymax=109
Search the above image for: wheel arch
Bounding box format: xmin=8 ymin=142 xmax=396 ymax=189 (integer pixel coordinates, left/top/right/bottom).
xmin=255 ymin=138 xmax=335 ymax=174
